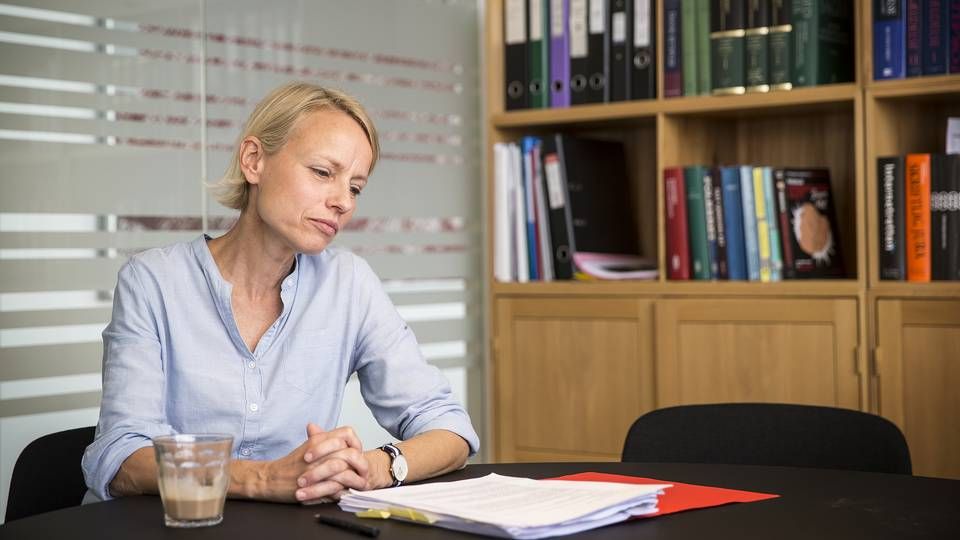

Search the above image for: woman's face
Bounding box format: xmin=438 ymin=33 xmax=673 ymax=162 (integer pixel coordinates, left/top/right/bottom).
xmin=247 ymin=108 xmax=373 ymax=254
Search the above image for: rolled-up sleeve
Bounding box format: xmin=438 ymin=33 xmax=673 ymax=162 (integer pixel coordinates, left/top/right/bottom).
xmin=82 ymin=259 xmax=174 ymax=500
xmin=350 ymin=257 xmax=480 ymax=455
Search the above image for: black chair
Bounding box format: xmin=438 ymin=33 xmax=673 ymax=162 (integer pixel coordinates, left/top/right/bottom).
xmin=5 ymin=426 xmax=96 ymax=522
xmin=622 ymin=403 xmax=912 ymax=475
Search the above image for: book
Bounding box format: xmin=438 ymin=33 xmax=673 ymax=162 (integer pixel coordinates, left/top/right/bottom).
xmin=951 ymin=1 xmax=960 ymax=73
xmin=745 ymin=0 xmax=772 ymax=92
xmin=740 ymin=165 xmax=762 ymax=280
xmin=664 ymin=0 xmax=684 ymax=97
xmin=685 ymin=166 xmax=712 ymax=279
xmin=930 ymin=153 xmax=950 ymax=280
xmin=791 ymin=0 xmax=854 ymax=87
xmin=696 ymin=0 xmax=712 ymax=94
xmin=711 ymin=0 xmax=747 ymax=95
xmin=711 ymin=168 xmax=729 ymax=279
xmin=629 ymin=0 xmax=657 ymax=99
xmin=494 ymin=144 xmax=516 ymax=282
xmin=760 ymin=166 xmax=783 ymax=281
xmin=768 ymin=0 xmax=793 ymax=90
xmin=877 ymin=156 xmax=906 ymax=280
xmin=522 ymin=137 xmax=540 ymax=280
xmin=923 ymin=0 xmax=949 ymax=75
xmin=682 ymin=0 xmax=699 ymax=95
xmin=905 ymin=153 xmax=931 ymax=282
xmin=777 ymin=168 xmax=845 ymax=278
xmin=528 ymin=0 xmax=550 ymax=108
xmin=720 ymin=166 xmax=748 ymax=280
xmin=505 ymin=0 xmax=529 ymax=110
xmin=510 ymin=144 xmax=530 ymax=282
xmin=906 ymin=0 xmax=923 ymax=76
xmin=531 ymin=138 xmax=555 ymax=280
xmin=752 ymin=166 xmax=773 ymax=281
xmin=664 ymin=166 xmax=691 ymax=280
xmin=873 ymin=0 xmax=906 ymax=80
xmin=943 ymin=154 xmax=960 ymax=279
xmin=773 ymin=169 xmax=796 ymax=278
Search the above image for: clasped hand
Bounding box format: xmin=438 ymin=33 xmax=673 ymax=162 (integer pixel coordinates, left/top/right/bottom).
xmin=264 ymin=423 xmax=369 ymax=503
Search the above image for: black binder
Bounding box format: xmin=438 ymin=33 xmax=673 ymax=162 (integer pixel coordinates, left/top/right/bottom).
xmin=608 ymin=0 xmax=630 ymax=101
xmin=629 ymin=0 xmax=656 ymax=99
xmin=540 ymin=135 xmax=575 ymax=279
xmin=504 ymin=0 xmax=529 ymax=110
xmin=584 ymin=0 xmax=610 ymax=103
xmin=569 ymin=0 xmax=592 ymax=105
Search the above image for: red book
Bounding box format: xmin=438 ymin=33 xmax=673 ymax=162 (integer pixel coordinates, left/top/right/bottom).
xmin=553 ymin=472 xmax=778 ymax=517
xmin=905 ymin=154 xmax=931 ymax=282
xmin=664 ymin=167 xmax=690 ymax=280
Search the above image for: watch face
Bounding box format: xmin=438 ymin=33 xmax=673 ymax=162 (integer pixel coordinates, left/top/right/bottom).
xmin=392 ymin=454 xmax=409 ymax=482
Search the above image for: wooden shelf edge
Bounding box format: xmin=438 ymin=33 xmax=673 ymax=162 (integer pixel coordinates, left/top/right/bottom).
xmin=491 ymin=280 xmax=863 ymax=297
xmin=866 ymin=74 xmax=960 ymax=98
xmin=490 ymin=84 xmax=860 ymax=128
xmin=868 ymin=282 xmax=960 ymax=298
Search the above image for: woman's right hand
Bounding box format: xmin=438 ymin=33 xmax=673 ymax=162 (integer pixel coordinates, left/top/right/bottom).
xmin=254 ymin=424 xmax=366 ymax=503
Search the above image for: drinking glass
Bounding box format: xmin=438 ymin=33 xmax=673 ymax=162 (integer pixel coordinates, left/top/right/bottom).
xmin=153 ymin=434 xmax=233 ymax=528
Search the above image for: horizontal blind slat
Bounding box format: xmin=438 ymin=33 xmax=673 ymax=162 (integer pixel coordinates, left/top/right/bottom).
xmin=0 ymin=342 xmax=102 ymax=380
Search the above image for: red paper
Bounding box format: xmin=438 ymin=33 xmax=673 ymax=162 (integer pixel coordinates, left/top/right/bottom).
xmin=551 ymin=472 xmax=779 ymax=517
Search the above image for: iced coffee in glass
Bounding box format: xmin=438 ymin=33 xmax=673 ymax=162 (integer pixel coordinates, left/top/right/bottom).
xmin=153 ymin=434 xmax=233 ymax=527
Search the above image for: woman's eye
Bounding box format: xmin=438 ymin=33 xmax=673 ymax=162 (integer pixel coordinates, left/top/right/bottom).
xmin=312 ymin=168 xmax=331 ymax=178
xmin=350 ymin=185 xmax=362 ymax=197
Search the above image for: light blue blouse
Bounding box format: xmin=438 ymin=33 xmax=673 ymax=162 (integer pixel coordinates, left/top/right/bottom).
xmin=82 ymin=235 xmax=479 ymax=500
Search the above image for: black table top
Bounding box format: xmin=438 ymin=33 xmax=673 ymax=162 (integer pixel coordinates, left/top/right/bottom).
xmin=3 ymin=462 xmax=959 ymax=539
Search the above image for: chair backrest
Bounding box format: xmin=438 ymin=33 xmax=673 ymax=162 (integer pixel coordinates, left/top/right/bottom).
xmin=621 ymin=403 xmax=912 ymax=475
xmin=5 ymin=426 xmax=96 ymax=522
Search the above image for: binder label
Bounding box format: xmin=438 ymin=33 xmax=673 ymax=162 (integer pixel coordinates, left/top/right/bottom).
xmin=570 ymin=0 xmax=588 ymax=58
xmin=543 ymin=155 xmax=566 ymax=209
xmin=551 ymin=0 xmax=565 ymax=37
xmin=612 ymin=11 xmax=627 ymax=43
xmin=530 ymin=0 xmax=544 ymax=41
xmin=634 ymin=0 xmax=650 ymax=47
xmin=589 ymin=0 xmax=605 ymax=34
xmin=505 ymin=0 xmax=526 ymax=45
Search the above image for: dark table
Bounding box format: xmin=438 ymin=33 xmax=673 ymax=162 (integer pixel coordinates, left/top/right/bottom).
xmin=3 ymin=462 xmax=959 ymax=539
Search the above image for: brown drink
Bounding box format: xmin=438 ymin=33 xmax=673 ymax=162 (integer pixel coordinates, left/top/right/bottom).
xmin=153 ymin=434 xmax=233 ymax=528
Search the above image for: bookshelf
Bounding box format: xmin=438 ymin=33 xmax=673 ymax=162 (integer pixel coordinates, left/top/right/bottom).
xmin=485 ymin=0 xmax=960 ymax=479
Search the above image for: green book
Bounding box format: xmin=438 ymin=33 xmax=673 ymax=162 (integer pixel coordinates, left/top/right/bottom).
xmin=528 ymin=0 xmax=549 ymax=108
xmin=791 ymin=0 xmax=853 ymax=87
xmin=768 ymin=0 xmax=792 ymax=90
xmin=711 ymin=0 xmax=746 ymax=95
xmin=682 ymin=0 xmax=699 ymax=96
xmin=696 ymin=0 xmax=712 ymax=95
xmin=685 ymin=166 xmax=712 ymax=280
xmin=744 ymin=0 xmax=770 ymax=92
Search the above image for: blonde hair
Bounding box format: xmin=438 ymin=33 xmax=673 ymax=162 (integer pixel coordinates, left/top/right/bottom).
xmin=213 ymin=82 xmax=380 ymax=210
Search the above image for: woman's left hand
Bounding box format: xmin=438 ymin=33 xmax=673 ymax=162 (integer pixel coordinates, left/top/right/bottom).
xmin=295 ymin=423 xmax=370 ymax=502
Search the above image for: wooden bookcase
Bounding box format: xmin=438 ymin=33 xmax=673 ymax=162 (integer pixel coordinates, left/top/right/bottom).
xmin=485 ymin=0 xmax=960 ymax=478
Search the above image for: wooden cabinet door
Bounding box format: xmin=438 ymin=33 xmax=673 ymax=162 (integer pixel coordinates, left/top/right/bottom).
xmin=655 ymin=298 xmax=861 ymax=409
xmin=876 ymin=300 xmax=960 ymax=479
xmin=493 ymin=297 xmax=654 ymax=462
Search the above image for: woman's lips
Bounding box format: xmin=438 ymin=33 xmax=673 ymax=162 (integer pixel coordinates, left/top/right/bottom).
xmin=309 ymin=218 xmax=338 ymax=236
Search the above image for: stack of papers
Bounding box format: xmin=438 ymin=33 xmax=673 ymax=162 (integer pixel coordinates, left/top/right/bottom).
xmin=339 ymin=473 xmax=671 ymax=539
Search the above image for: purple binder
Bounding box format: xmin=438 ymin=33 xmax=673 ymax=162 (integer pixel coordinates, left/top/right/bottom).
xmin=550 ymin=0 xmax=570 ymax=107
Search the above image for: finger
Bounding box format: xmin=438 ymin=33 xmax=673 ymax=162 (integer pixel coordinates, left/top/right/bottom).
xmin=295 ymin=480 xmax=345 ymax=503
xmin=326 ymin=426 xmax=363 ymax=451
xmin=328 ymin=469 xmax=368 ymax=491
xmin=306 ymin=422 xmax=325 ymax=439
xmin=299 ymin=450 xmax=368 ymax=486
xmin=303 ymin=436 xmax=349 ymax=463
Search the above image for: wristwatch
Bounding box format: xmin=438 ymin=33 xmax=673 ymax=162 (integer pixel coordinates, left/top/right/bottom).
xmin=379 ymin=443 xmax=408 ymax=487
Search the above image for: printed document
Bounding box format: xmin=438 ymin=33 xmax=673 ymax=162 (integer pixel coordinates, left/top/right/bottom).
xmin=339 ymin=473 xmax=670 ymax=539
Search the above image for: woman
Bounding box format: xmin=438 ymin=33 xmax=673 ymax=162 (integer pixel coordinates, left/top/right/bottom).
xmin=82 ymin=82 xmax=479 ymax=504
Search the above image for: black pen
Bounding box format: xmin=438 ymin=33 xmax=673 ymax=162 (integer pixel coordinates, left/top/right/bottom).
xmin=315 ymin=514 xmax=381 ymax=538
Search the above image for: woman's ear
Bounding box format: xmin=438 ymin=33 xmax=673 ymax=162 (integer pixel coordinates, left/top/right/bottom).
xmin=238 ymin=136 xmax=265 ymax=185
